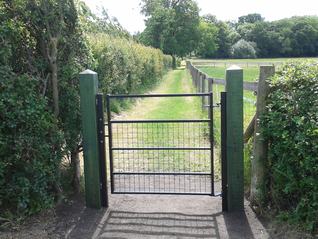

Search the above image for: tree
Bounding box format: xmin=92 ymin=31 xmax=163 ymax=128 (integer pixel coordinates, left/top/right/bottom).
xmin=203 ymin=16 xmax=239 ymax=58
xmin=82 ymin=3 xmax=131 ymax=39
xmin=238 ymin=13 xmax=264 ymax=24
xmin=231 ymin=39 xmax=257 ymax=59
xmin=140 ymin=0 xmax=200 ymax=57
xmin=196 ymin=20 xmax=218 ymax=57
xmin=202 ymin=13 xmax=217 ymax=24
xmin=2 ymin=0 xmax=94 ymax=200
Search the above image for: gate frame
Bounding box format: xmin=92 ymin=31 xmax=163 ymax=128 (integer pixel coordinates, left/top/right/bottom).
xmin=79 ymin=66 xmax=243 ymax=212
xmin=106 ymin=93 xmax=215 ymax=196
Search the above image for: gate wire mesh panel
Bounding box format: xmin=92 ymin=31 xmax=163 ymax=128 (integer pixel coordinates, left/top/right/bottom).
xmin=110 ymin=121 xmax=213 ymax=194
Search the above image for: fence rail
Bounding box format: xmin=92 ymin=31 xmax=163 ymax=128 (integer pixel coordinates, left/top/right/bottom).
xmin=191 ymin=61 xmax=283 ymax=68
xmin=186 ymin=61 xmax=258 ymax=93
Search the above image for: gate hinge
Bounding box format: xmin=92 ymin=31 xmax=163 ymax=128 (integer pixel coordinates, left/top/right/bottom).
xmin=96 ymin=98 xmax=98 ymax=106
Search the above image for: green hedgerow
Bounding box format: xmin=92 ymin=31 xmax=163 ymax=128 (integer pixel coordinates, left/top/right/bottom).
xmin=260 ymin=60 xmax=318 ymax=231
xmin=0 ymin=67 xmax=62 ymax=216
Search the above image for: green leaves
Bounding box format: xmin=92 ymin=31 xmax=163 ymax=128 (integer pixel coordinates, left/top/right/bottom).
xmin=92 ymin=35 xmax=172 ymax=110
xmin=0 ymin=0 xmax=93 ymax=217
xmin=140 ymin=0 xmax=200 ymax=57
xmin=231 ymin=39 xmax=257 ymax=59
xmin=196 ymin=20 xmax=218 ymax=57
xmin=260 ymin=60 xmax=318 ymax=230
xmin=0 ymin=71 xmax=62 ymax=216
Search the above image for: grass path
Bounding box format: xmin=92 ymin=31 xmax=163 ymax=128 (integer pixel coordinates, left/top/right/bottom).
xmin=109 ymin=67 xmax=215 ymax=193
xmin=121 ymin=67 xmax=201 ymax=120
xmin=109 ymin=67 xmax=221 ymax=180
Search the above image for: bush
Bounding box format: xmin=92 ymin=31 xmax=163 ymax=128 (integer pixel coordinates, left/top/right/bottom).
xmin=260 ymin=60 xmax=318 ymax=231
xmin=231 ymin=39 xmax=257 ymax=59
xmin=91 ymin=34 xmax=172 ymax=112
xmin=0 ymin=67 xmax=62 ymax=215
xmin=163 ymin=55 xmax=173 ymax=69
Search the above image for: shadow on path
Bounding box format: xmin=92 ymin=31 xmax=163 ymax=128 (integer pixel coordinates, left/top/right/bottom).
xmin=63 ymin=194 xmax=270 ymax=239
xmin=99 ymin=211 xmax=223 ymax=238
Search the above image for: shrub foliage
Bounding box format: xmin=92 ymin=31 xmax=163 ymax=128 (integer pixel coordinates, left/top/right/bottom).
xmin=260 ymin=60 xmax=318 ymax=230
xmin=0 ymin=68 xmax=62 ymax=214
xmin=91 ymin=34 xmax=172 ymax=112
xmin=231 ymin=39 xmax=257 ymax=59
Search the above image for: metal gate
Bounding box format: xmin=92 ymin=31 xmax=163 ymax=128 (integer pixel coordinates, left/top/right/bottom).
xmin=96 ymin=92 xmax=228 ymax=210
xmin=105 ymin=93 xmax=218 ymax=195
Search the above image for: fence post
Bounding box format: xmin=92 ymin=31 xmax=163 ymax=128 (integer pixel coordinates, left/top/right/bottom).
xmin=202 ymin=74 xmax=206 ymax=112
xmin=190 ymin=64 xmax=194 ymax=84
xmin=79 ymin=69 xmax=101 ymax=209
xmin=207 ymin=77 xmax=213 ymax=119
xmin=196 ymin=69 xmax=200 ymax=92
xmin=250 ymin=66 xmax=275 ymax=206
xmin=226 ymin=65 xmax=244 ymax=212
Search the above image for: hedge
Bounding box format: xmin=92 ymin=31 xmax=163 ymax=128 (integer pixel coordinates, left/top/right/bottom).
xmin=260 ymin=60 xmax=318 ymax=231
xmin=90 ymin=34 xmax=173 ymax=112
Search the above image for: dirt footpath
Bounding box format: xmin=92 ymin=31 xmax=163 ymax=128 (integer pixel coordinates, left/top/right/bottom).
xmin=63 ymin=193 xmax=270 ymax=239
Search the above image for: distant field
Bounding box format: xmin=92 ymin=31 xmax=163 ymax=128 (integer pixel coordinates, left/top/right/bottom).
xmin=198 ymin=66 xmax=258 ymax=129
xmin=190 ymin=57 xmax=318 ymax=68
xmin=198 ymin=67 xmax=259 ymax=82
xmin=199 ymin=67 xmax=257 ymax=101
xmin=189 ymin=57 xmax=318 ymax=62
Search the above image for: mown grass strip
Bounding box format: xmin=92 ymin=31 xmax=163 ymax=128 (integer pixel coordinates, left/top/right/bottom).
xmin=111 ymin=67 xmax=215 ymax=181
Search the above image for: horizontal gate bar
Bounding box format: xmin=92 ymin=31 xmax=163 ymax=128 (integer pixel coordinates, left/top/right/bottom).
xmin=108 ymin=93 xmax=211 ymax=98
xmin=112 ymin=191 xmax=212 ymax=195
xmin=110 ymin=119 xmax=210 ymax=123
xmin=112 ymin=147 xmax=211 ymax=150
xmin=113 ymin=171 xmax=211 ymax=175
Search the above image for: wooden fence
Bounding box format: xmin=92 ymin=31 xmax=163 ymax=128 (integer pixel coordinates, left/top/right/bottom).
xmin=186 ymin=60 xmax=275 ymax=207
xmin=191 ymin=61 xmax=283 ymax=68
xmin=186 ymin=61 xmax=258 ymax=97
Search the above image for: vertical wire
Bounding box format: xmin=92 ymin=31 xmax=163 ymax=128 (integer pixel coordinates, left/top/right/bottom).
xmin=166 ymin=122 xmax=168 ymax=193
xmin=145 ymin=122 xmax=149 ymax=193
xmin=152 ymin=123 xmax=156 ymax=193
xmin=182 ymin=122 xmax=184 ymax=193
xmin=157 ymin=122 xmax=160 ymax=193
xmin=188 ymin=122 xmax=191 ymax=193
xmin=134 ymin=123 xmax=137 ymax=192
xmin=172 ymin=122 xmax=175 ymax=193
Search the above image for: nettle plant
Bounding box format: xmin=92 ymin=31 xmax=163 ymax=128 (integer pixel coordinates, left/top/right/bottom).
xmin=260 ymin=60 xmax=318 ymax=231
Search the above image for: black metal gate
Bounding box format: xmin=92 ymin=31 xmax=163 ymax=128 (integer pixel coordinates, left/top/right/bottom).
xmin=108 ymin=93 xmax=217 ymax=195
xmin=96 ymin=92 xmax=227 ymax=211
xmin=96 ymin=92 xmax=228 ymax=208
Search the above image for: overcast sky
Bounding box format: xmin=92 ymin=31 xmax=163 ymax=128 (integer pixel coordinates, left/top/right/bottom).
xmin=83 ymin=0 xmax=318 ymax=34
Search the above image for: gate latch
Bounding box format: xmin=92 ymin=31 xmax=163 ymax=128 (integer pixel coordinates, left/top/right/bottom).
xmin=205 ymin=102 xmax=221 ymax=108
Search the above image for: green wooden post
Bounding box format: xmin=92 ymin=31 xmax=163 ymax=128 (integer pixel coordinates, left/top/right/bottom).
xmin=79 ymin=69 xmax=101 ymax=209
xmin=226 ymin=65 xmax=244 ymax=212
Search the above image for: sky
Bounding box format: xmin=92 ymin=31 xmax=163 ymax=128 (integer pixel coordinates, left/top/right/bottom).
xmin=83 ymin=0 xmax=318 ymax=34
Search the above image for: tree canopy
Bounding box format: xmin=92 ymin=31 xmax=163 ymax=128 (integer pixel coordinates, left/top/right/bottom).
xmin=238 ymin=13 xmax=265 ymax=24
xmin=197 ymin=14 xmax=318 ymax=59
xmin=140 ymin=0 xmax=201 ymax=57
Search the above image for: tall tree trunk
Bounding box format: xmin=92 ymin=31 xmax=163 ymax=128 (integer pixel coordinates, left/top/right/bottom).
xmin=50 ymin=41 xmax=63 ymax=202
xmin=71 ymin=148 xmax=81 ymax=192
xmin=50 ymin=40 xmax=60 ymax=119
